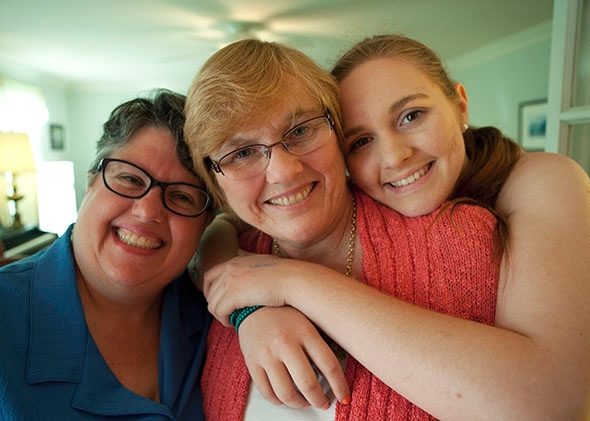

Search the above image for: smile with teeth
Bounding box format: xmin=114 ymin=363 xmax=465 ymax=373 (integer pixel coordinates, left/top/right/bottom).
xmin=268 ymin=184 xmax=313 ymax=206
xmin=116 ymin=228 xmax=162 ymax=249
xmin=388 ymin=163 xmax=432 ymax=188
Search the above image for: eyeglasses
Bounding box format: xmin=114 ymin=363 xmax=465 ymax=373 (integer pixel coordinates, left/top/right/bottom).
xmin=96 ymin=158 xmax=211 ymax=217
xmin=208 ymin=110 xmax=334 ymax=180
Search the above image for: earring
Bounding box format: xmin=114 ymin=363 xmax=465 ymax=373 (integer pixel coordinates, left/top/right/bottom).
xmin=462 ymin=123 xmax=468 ymax=132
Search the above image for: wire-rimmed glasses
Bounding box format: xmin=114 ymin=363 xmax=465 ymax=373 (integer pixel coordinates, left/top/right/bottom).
xmin=97 ymin=158 xmax=211 ymax=217
xmin=208 ymin=110 xmax=334 ymax=180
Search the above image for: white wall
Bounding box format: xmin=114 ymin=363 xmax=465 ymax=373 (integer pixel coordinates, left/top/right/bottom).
xmin=67 ymin=88 xmax=142 ymax=208
xmin=2 ymin=21 xmax=552 ymax=225
xmin=448 ymin=22 xmax=552 ymax=141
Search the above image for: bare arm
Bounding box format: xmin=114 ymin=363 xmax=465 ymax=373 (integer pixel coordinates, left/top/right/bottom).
xmin=205 ymin=153 xmax=590 ymax=420
xmin=189 ymin=213 xmax=243 ymax=290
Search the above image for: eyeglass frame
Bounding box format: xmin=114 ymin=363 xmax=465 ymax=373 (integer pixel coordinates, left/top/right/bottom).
xmin=95 ymin=157 xmax=211 ymax=217
xmin=207 ymin=110 xmax=335 ymax=180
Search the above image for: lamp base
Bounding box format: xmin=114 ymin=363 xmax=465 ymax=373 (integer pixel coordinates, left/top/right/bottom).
xmin=6 ymin=193 xmax=24 ymax=229
xmin=9 ymin=212 xmax=23 ymax=229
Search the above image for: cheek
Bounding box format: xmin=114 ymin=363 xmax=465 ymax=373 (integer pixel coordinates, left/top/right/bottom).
xmin=217 ymin=177 xmax=263 ymax=218
xmin=78 ymin=188 xmax=120 ymax=234
xmin=346 ymin=153 xmax=377 ymax=188
xmin=346 ymin=157 xmax=365 ymax=184
xmin=170 ymin=220 xmax=206 ymax=263
xmin=318 ymin=142 xmax=347 ymax=181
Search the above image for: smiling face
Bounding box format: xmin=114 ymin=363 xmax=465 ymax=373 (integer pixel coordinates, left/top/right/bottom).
xmin=339 ymin=57 xmax=468 ymax=217
xmin=72 ymin=126 xmax=208 ymax=302
xmin=212 ymin=95 xmax=350 ymax=248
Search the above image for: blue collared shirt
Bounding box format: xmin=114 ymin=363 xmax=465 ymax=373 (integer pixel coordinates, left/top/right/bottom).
xmin=0 ymin=225 xmax=211 ymax=420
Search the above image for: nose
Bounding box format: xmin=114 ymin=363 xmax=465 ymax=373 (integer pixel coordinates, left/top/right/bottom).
xmin=377 ymin=132 xmax=413 ymax=168
xmin=264 ymin=145 xmax=304 ymax=184
xmin=131 ymin=186 xmax=166 ymax=222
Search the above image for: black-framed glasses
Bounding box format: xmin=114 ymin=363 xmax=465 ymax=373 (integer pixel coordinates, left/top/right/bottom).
xmin=208 ymin=110 xmax=335 ymax=180
xmin=96 ymin=158 xmax=211 ymax=217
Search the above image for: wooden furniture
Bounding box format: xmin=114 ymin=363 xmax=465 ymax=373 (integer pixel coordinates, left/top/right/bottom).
xmin=0 ymin=226 xmax=57 ymax=266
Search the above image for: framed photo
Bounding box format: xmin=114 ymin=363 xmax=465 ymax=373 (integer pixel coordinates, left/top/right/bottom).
xmin=49 ymin=123 xmax=65 ymax=151
xmin=518 ymin=99 xmax=547 ymax=151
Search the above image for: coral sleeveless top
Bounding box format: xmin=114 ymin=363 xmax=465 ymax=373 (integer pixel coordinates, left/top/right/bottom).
xmin=201 ymin=189 xmax=500 ymax=420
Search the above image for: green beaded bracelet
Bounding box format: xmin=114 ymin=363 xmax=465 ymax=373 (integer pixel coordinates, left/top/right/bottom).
xmin=229 ymin=305 xmax=263 ymax=332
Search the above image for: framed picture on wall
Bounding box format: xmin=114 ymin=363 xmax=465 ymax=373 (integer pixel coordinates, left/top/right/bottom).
xmin=49 ymin=123 xmax=65 ymax=151
xmin=518 ymin=99 xmax=547 ymax=151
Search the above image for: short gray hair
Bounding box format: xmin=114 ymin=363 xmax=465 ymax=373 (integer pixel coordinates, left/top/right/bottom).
xmin=88 ymin=88 xmax=194 ymax=185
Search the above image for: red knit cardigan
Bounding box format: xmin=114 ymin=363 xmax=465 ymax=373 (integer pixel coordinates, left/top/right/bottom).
xmin=201 ymin=189 xmax=500 ymax=420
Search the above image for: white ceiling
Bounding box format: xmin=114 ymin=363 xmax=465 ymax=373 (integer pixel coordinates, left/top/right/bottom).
xmin=0 ymin=0 xmax=553 ymax=92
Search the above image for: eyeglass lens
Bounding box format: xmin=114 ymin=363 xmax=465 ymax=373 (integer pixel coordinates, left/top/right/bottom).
xmin=103 ymin=159 xmax=209 ymax=217
xmin=217 ymin=115 xmax=331 ymax=180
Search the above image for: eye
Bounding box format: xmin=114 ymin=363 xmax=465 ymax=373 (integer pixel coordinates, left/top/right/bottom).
xmin=116 ymin=172 xmax=146 ymax=187
xmin=291 ymin=123 xmax=310 ymax=138
xmin=225 ymin=146 xmax=262 ymax=164
xmin=285 ymin=118 xmax=324 ymax=143
xmin=347 ymin=136 xmax=373 ymax=154
xmin=235 ymin=148 xmax=254 ymax=159
xmin=169 ymin=191 xmax=195 ymax=205
xmin=400 ymin=109 xmax=423 ymax=126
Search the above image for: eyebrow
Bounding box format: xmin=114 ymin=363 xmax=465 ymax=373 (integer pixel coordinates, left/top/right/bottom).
xmin=222 ymin=107 xmax=317 ymax=150
xmin=343 ymin=93 xmax=428 ymax=139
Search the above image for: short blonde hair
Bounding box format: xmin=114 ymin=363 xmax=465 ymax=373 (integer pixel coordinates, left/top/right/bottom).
xmin=185 ymin=39 xmax=343 ymax=209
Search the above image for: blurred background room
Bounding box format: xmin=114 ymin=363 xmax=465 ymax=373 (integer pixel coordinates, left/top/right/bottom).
xmin=0 ymin=0 xmax=588 ymax=261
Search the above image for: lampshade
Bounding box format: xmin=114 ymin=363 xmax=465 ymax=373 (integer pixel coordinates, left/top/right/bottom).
xmin=0 ymin=132 xmax=36 ymax=173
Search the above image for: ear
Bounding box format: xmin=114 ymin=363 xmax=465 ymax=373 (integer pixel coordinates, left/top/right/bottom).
xmin=454 ymin=82 xmax=469 ymax=124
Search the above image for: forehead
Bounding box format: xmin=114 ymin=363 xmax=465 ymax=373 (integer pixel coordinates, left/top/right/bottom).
xmin=347 ymin=57 xmax=438 ymax=93
xmin=339 ymin=57 xmax=445 ymax=108
xmin=109 ymin=126 xmax=199 ymax=184
xmin=224 ymin=94 xmax=322 ymax=147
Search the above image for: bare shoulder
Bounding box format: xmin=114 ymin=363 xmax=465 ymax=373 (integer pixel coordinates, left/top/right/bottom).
xmin=496 ymin=152 xmax=590 ymax=215
xmin=494 ymin=154 xmax=590 ymax=369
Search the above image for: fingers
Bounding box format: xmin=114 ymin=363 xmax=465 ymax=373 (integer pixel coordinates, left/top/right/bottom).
xmin=248 ymin=364 xmax=282 ymax=406
xmin=238 ymin=307 xmax=332 ymax=409
xmin=305 ymin=338 xmax=350 ymax=404
xmin=284 ymin=346 xmax=331 ymax=409
xmin=265 ymin=360 xmax=311 ymax=409
xmin=243 ymin=316 xmax=334 ymax=409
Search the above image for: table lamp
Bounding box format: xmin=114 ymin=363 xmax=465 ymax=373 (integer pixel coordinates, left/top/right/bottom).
xmin=0 ymin=132 xmax=36 ymax=228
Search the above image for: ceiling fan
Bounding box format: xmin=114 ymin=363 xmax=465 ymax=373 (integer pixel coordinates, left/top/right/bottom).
xmin=158 ymin=1 xmax=354 ymax=62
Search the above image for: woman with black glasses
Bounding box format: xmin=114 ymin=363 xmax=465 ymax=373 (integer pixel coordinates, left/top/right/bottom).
xmin=0 ymin=89 xmax=212 ymax=420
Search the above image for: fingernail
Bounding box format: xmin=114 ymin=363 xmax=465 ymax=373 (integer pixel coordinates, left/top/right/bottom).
xmin=340 ymin=395 xmax=351 ymax=405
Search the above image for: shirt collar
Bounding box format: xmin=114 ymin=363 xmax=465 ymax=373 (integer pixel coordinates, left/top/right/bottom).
xmin=25 ymin=224 xmax=199 ymax=418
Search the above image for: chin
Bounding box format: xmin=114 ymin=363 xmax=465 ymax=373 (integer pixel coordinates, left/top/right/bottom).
xmin=395 ymin=201 xmax=441 ymax=218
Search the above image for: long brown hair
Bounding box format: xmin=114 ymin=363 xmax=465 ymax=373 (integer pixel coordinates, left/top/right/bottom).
xmin=332 ymin=34 xmax=522 ymax=247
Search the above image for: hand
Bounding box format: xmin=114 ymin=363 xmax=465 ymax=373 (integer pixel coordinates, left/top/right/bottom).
xmin=203 ymin=251 xmax=295 ymax=324
xmin=238 ymin=306 xmax=350 ymax=410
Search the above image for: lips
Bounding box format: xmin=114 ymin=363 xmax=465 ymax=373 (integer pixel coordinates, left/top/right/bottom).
xmin=116 ymin=227 xmax=162 ymax=249
xmin=387 ymin=163 xmax=432 ymax=188
xmin=267 ymin=183 xmax=314 ymax=206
